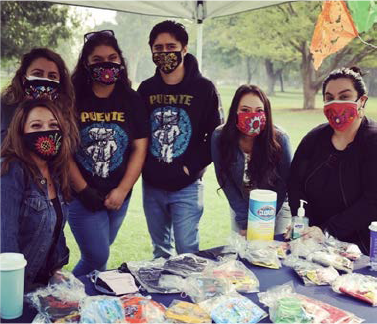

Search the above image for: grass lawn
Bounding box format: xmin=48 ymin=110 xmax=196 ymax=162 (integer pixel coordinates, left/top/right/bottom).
xmin=63 ymin=85 xmax=377 ymax=271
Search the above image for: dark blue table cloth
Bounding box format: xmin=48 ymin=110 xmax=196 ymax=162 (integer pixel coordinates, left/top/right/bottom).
xmin=3 ymin=247 xmax=377 ymax=323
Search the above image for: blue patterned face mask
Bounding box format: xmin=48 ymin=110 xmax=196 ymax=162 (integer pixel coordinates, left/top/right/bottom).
xmin=24 ymin=76 xmax=60 ymax=100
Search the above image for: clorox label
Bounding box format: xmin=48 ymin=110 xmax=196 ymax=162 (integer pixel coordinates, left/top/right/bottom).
xmin=247 ymin=198 xmax=276 ymax=241
xmin=256 ymin=206 xmax=276 ymax=220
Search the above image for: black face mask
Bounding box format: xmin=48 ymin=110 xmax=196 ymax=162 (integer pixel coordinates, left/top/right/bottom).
xmin=152 ymin=51 xmax=183 ymax=74
xmin=88 ymin=62 xmax=123 ymax=85
xmin=23 ymin=130 xmax=62 ymax=161
xmin=24 ymin=76 xmax=60 ymax=101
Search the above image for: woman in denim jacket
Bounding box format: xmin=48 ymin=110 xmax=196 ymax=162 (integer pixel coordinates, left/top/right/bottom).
xmin=211 ymin=85 xmax=292 ymax=235
xmin=1 ymin=99 xmax=71 ymax=292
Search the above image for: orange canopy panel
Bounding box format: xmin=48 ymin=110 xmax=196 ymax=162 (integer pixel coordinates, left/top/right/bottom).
xmin=310 ymin=0 xmax=359 ymax=70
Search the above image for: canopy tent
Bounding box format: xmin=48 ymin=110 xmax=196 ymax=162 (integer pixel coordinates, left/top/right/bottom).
xmin=46 ymin=0 xmax=291 ymax=69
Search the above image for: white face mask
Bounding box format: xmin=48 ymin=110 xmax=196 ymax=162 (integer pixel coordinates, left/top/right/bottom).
xmin=25 ymin=75 xmax=60 ymax=83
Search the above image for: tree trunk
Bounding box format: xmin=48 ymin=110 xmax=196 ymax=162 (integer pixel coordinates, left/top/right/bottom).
xmin=246 ymin=56 xmax=252 ymax=84
xmin=265 ymin=59 xmax=277 ymax=96
xmin=301 ymin=42 xmax=319 ymax=110
xmin=303 ymin=84 xmax=317 ymax=110
xmin=278 ymin=70 xmax=284 ymax=92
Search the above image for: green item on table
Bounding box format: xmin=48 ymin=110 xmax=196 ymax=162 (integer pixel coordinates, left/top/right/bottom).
xmin=274 ymin=297 xmax=312 ymax=323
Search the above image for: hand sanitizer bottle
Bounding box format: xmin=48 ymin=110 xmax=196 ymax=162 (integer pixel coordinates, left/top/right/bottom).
xmin=292 ymin=199 xmax=308 ymax=239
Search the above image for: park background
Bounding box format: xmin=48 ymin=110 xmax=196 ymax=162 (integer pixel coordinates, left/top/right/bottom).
xmin=1 ymin=1 xmax=376 ymax=270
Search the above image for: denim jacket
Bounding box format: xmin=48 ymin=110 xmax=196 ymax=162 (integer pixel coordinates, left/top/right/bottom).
xmin=1 ymin=160 xmax=69 ymax=290
xmin=211 ymin=125 xmax=292 ymax=230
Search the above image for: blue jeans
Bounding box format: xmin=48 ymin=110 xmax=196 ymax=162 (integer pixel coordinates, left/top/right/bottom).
xmin=68 ymin=196 xmax=130 ymax=276
xmin=143 ymin=179 xmax=204 ymax=259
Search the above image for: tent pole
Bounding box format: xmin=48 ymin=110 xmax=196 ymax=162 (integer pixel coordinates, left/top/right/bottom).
xmin=196 ymin=21 xmax=203 ymax=71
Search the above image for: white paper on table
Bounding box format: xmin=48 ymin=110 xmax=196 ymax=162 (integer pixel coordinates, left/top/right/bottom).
xmin=98 ymin=270 xmax=139 ymax=295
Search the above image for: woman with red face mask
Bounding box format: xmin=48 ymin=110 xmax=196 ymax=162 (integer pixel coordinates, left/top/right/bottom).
xmin=288 ymin=67 xmax=377 ymax=254
xmin=211 ymin=84 xmax=292 ymax=236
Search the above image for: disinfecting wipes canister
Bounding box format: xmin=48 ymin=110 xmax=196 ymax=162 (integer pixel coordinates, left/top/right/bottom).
xmin=247 ymin=189 xmax=277 ymax=241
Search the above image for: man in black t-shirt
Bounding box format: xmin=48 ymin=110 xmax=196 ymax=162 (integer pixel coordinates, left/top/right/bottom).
xmin=138 ymin=20 xmax=222 ymax=258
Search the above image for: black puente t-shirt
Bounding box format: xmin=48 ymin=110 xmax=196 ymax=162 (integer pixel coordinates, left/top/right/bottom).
xmin=75 ymin=83 xmax=149 ymax=196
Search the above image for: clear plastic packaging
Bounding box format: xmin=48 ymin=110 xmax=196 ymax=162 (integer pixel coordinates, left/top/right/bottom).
xmin=163 ymin=253 xmax=213 ymax=277
xmin=79 ymin=296 xmax=124 ymax=323
xmin=206 ymin=259 xmax=260 ymax=293
xmin=258 ymin=282 xmax=364 ymax=323
xmin=283 ymin=255 xmax=339 ymax=286
xmin=289 ymin=237 xmax=323 ymax=258
xmin=308 ymin=250 xmax=353 ymax=273
xmin=27 ymin=271 xmax=86 ymax=323
xmin=242 ymin=240 xmax=282 ymax=269
xmin=331 ymin=273 xmax=377 ymax=306
xmin=165 ymin=299 xmax=211 ymax=323
xmin=184 ymin=275 xmax=234 ymax=303
xmin=31 ymin=313 xmax=50 ymax=323
xmin=127 ymin=259 xmax=182 ymax=294
xmin=324 ymin=234 xmax=362 ymax=261
xmin=127 ymin=255 xmax=212 ymax=294
xmin=199 ymin=292 xmax=267 ymax=323
xmin=120 ymin=294 xmax=166 ymax=323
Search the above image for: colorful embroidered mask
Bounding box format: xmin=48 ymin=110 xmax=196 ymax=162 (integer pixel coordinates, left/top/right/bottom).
xmin=23 ymin=130 xmax=62 ymax=161
xmin=152 ymin=51 xmax=182 ymax=74
xmin=88 ymin=62 xmax=123 ymax=85
xmin=24 ymin=76 xmax=60 ymax=101
xmin=324 ymin=100 xmax=358 ymax=132
xmin=236 ymin=111 xmax=266 ymax=137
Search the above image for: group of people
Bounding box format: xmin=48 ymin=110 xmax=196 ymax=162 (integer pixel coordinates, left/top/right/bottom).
xmin=1 ymin=20 xmax=376 ymax=292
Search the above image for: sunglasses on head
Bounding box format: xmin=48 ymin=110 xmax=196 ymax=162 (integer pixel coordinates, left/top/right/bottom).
xmin=84 ymin=30 xmax=115 ymax=42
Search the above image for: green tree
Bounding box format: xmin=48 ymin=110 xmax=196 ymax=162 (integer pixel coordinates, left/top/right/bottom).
xmin=204 ymin=1 xmax=377 ymax=109
xmin=1 ymin=1 xmax=79 ymax=61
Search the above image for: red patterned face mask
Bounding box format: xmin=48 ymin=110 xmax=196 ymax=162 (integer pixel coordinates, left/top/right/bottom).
xmin=324 ymin=100 xmax=358 ymax=132
xmin=23 ymin=130 xmax=62 ymax=161
xmin=236 ymin=111 xmax=266 ymax=137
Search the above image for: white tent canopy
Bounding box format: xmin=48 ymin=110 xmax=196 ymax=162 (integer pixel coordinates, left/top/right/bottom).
xmin=47 ymin=0 xmax=291 ymax=68
xmin=47 ymin=1 xmax=288 ymax=20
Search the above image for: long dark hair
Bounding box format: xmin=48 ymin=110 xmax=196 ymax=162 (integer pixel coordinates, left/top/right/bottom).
xmin=1 ymin=48 xmax=79 ymax=150
xmin=218 ymin=84 xmax=282 ymax=189
xmin=1 ymin=99 xmax=72 ymax=200
xmin=71 ymin=32 xmax=131 ymax=100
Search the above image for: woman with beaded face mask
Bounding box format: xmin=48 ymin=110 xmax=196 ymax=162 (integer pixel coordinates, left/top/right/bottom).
xmin=288 ymin=67 xmax=377 ymax=254
xmin=68 ymin=30 xmax=149 ymax=276
xmin=1 ymin=48 xmax=78 ymax=148
xmin=211 ymin=84 xmax=292 ymax=236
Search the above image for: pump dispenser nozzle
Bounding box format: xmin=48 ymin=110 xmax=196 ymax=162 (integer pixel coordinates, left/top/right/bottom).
xmin=298 ymin=199 xmax=307 ymax=217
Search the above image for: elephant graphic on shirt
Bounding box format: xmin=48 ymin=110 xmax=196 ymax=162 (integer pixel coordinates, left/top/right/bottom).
xmin=86 ymin=127 xmax=117 ymax=178
xmin=153 ymin=109 xmax=181 ymax=163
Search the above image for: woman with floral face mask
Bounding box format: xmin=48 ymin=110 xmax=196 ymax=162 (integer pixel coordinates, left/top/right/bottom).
xmin=1 ymin=48 xmax=79 ymax=148
xmin=211 ymin=84 xmax=292 ymax=236
xmin=288 ymin=67 xmax=377 ymax=254
xmin=68 ymin=30 xmax=148 ymax=276
xmin=1 ymin=99 xmax=71 ymax=292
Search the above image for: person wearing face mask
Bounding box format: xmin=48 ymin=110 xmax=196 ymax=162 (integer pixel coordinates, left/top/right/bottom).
xmin=68 ymin=30 xmax=148 ymax=276
xmin=211 ymin=85 xmax=292 ymax=236
xmin=288 ymin=67 xmax=377 ymax=254
xmin=0 ymin=48 xmax=79 ymax=149
xmin=1 ymin=99 xmax=71 ymax=292
xmin=137 ymin=20 xmax=222 ymax=259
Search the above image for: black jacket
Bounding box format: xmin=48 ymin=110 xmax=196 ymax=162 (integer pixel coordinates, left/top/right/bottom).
xmin=138 ymin=53 xmax=222 ymax=191
xmin=288 ymin=117 xmax=377 ymax=254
